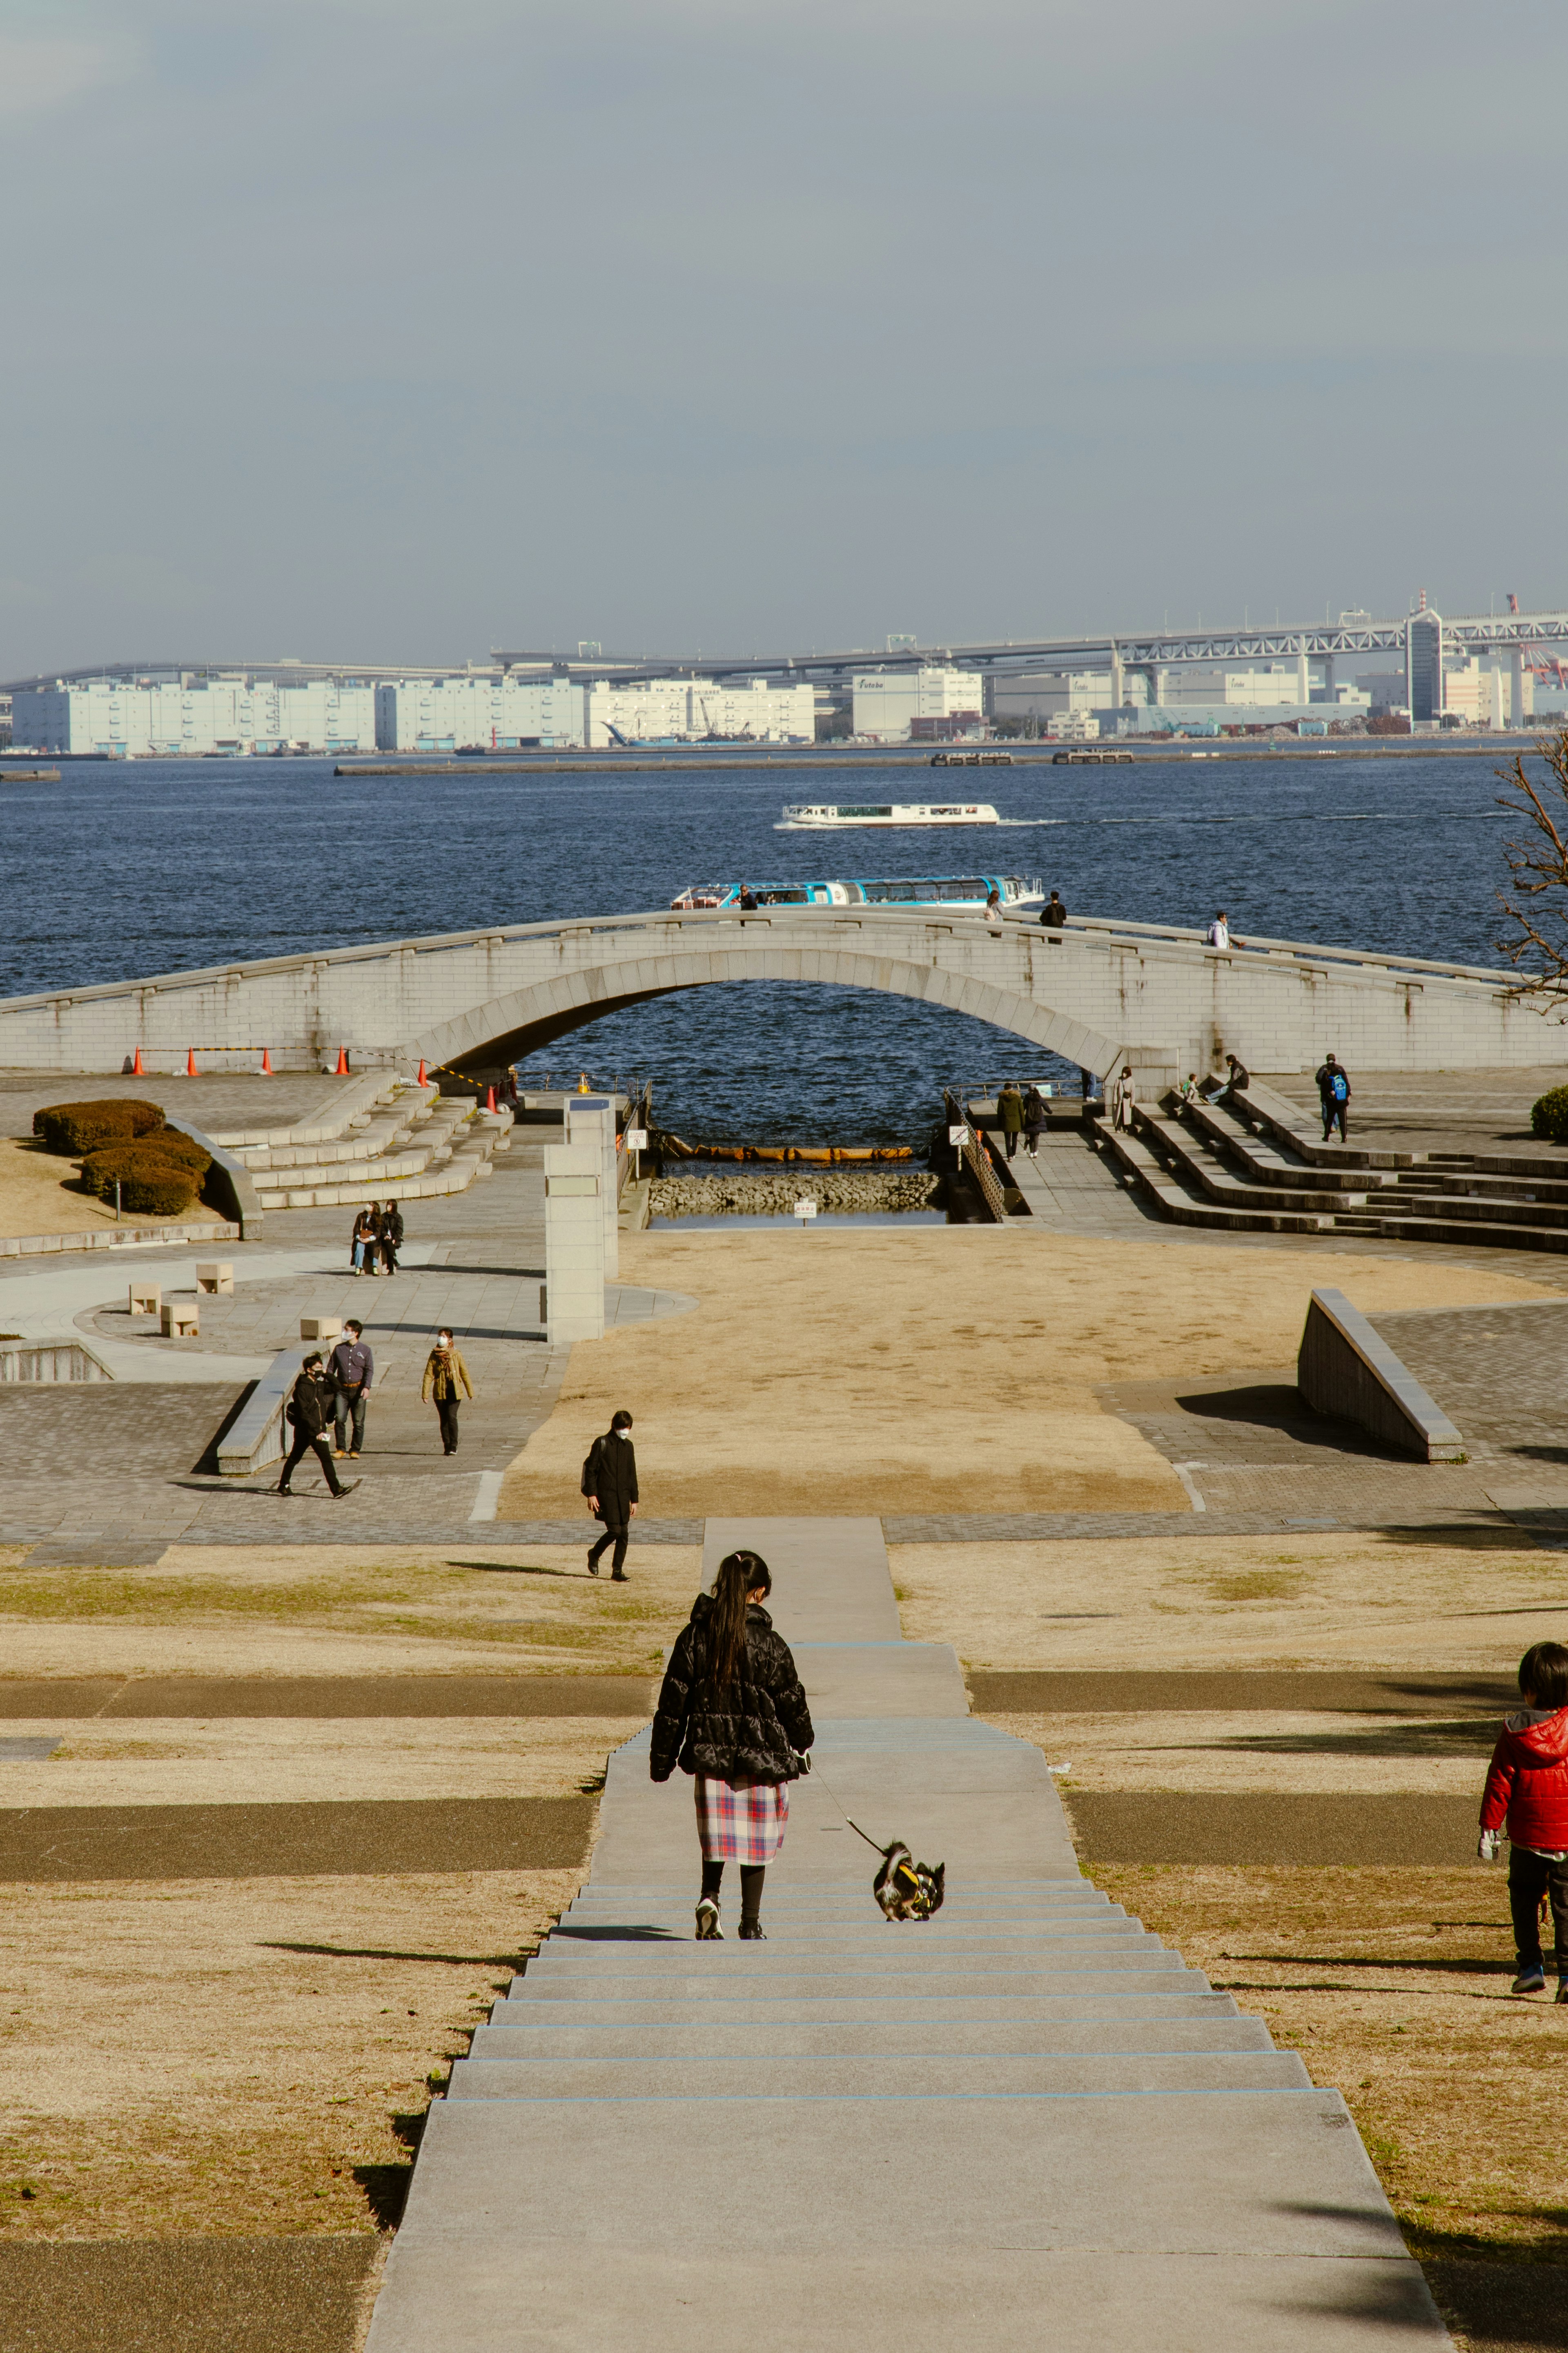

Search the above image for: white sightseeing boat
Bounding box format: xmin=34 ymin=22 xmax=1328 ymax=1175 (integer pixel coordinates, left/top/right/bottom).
xmin=669 ymin=872 xmax=1044 ymax=911
xmin=775 ymin=801 xmax=1000 ymax=830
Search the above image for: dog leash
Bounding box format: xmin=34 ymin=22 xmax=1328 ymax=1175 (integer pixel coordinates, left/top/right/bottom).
xmin=803 ymin=1755 xmax=891 ymax=1856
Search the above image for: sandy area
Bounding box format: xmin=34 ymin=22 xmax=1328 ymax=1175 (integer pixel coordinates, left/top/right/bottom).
xmin=11 ymin=1717 xmax=646 ymax=1808
xmin=893 ymin=1528 xmax=1568 ymax=1671
xmin=0 ymin=1134 xmax=221 ymax=1240
xmin=499 ymin=1227 xmax=1557 ymax=1519
xmin=0 ymin=1868 xmax=579 ymax=2239
xmin=983 ymin=1710 xmax=1499 ymax=1796
xmin=0 ymin=1543 xmax=704 ymax=1679
xmin=1096 ymin=1865 xmax=1568 ymax=2264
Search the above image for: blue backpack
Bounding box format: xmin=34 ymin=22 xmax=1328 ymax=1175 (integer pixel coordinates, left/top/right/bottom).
xmin=1332 ymin=1072 xmax=1348 ymax=1102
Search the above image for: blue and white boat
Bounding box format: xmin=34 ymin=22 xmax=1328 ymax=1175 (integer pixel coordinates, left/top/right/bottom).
xmin=669 ymin=872 xmax=1044 ymax=911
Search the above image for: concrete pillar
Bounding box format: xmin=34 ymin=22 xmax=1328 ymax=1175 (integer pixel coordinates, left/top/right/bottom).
xmin=566 ymin=1095 xmax=617 ymax=1279
xmin=1296 ymin=647 xmax=1310 ymax=706
xmin=1512 ymin=649 xmax=1527 ymax=729
xmin=543 ymin=1139 xmax=605 ymax=1343
xmin=1322 ymin=653 xmax=1336 ymax=698
xmin=1109 ymin=646 xmax=1124 ymax=709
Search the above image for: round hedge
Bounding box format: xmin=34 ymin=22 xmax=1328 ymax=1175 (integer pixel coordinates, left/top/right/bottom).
xmin=141 ymin=1131 xmax=212 ymax=1178
xmin=79 ymin=1143 xmax=200 ymax=1216
xmin=34 ymin=1097 xmax=166 ymax=1155
xmin=1531 ymin=1085 xmax=1568 ymax=1143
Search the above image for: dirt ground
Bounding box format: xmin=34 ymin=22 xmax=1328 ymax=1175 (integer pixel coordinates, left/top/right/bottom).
xmin=499 ymin=1227 xmax=1556 ymax=1519
xmin=0 ymin=1869 xmax=578 ymax=2241
xmin=1091 ymin=1865 xmax=1568 ymax=2268
xmin=892 ymin=1526 xmax=1568 ymax=1671
xmin=0 ymin=1135 xmax=221 ymax=1240
xmin=0 ymin=1543 xmax=704 ymax=1681
xmin=983 ymin=1708 xmax=1499 ymax=1796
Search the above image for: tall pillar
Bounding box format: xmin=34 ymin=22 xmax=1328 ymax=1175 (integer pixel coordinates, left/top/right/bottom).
xmin=1109 ymin=646 xmax=1124 ymax=709
xmin=566 ymin=1095 xmax=618 ymax=1279
xmin=1322 ymin=653 xmax=1336 ymax=699
xmin=543 ymin=1139 xmax=605 ymax=1343
xmin=1512 ymin=649 xmax=1527 ymax=729
xmin=1296 ymin=646 xmax=1310 ymax=706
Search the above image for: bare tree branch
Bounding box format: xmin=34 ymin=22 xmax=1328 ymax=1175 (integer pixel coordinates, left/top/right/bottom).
xmin=1495 ymin=725 xmax=1568 ymax=1012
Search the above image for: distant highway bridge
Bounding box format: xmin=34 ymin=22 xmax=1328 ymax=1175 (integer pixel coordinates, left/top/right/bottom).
xmin=7 ymin=607 xmax=1568 ymax=696
xmin=0 ymin=906 xmax=1561 ymax=1090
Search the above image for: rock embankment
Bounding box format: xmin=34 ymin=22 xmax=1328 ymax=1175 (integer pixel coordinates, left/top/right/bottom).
xmin=651 ymin=1170 xmax=943 ymax=1218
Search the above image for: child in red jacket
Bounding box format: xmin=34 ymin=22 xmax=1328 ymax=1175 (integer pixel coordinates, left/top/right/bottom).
xmin=1478 ymin=1640 xmax=1568 ymax=1998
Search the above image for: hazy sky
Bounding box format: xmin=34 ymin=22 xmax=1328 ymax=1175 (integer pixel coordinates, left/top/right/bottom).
xmin=2 ymin=0 xmax=1564 ymax=674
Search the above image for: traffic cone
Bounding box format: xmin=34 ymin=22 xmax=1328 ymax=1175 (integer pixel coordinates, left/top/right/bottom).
xmin=186 ymin=1048 xmax=198 ymax=1077
xmin=131 ymin=1047 xmax=145 ymax=1077
xmin=416 ymin=1059 xmax=427 ymax=1086
xmin=486 ymin=1084 xmax=497 ymax=1113
xmin=260 ymin=1048 xmax=273 ymax=1075
xmin=334 ymin=1048 xmax=350 ymax=1076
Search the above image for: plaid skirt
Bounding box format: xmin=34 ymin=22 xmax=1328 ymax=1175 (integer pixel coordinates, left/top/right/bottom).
xmin=695 ymin=1775 xmax=789 ymax=1864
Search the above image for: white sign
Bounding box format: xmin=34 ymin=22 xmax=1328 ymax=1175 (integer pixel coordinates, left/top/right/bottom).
xmin=793 ymin=1199 xmax=818 ymax=1220
xmin=949 ymin=1124 xmax=968 ymax=1147
xmin=624 ymin=1129 xmax=648 ymax=1151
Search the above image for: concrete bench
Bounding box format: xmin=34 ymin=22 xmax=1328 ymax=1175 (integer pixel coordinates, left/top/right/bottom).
xmin=195 ymin=1262 xmax=234 ymax=1295
xmin=160 ymin=1303 xmax=199 ymax=1338
xmin=128 ymin=1282 xmax=161 ymax=1316
xmin=300 ymin=1315 xmax=341 ymax=1344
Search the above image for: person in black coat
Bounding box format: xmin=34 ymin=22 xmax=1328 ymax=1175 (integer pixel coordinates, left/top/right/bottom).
xmin=651 ymin=1550 xmax=813 ymax=1940
xmin=277 ymin=1354 xmax=358 ymax=1498
xmin=582 ymin=1409 xmax=638 ymax=1580
xmin=379 ymin=1201 xmax=404 ymax=1275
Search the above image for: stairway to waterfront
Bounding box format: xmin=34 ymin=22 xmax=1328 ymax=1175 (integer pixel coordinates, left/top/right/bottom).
xmin=364 ymin=1517 xmax=1449 ymax=2353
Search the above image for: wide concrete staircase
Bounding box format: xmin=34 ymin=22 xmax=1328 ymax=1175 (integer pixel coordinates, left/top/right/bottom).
xmin=363 ymin=1518 xmax=1448 ymax=2353
xmin=1100 ymin=1077 xmax=1568 ymax=1254
xmin=207 ymin=1075 xmax=512 ymax=1211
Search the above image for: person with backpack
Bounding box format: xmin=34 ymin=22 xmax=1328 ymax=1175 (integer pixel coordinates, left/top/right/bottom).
xmin=1021 ymin=1082 xmax=1047 ymax=1160
xmin=582 ymin=1409 xmax=638 ymax=1580
xmin=1477 ymin=1642 xmax=1568 ymax=2000
xmin=650 ymin=1548 xmax=814 ymax=1942
xmin=1316 ymin=1053 xmax=1352 ymax=1142
xmin=277 ymin=1354 xmax=357 ymax=1498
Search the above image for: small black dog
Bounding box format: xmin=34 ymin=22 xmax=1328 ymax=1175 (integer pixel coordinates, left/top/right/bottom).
xmin=871 ymin=1838 xmax=945 ymax=1922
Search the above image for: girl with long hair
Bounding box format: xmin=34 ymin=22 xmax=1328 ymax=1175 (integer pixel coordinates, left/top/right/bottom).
xmin=650 ymin=1550 xmax=813 ymax=1941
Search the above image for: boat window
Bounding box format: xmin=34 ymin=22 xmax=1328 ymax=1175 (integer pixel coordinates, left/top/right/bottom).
xmin=755 ymin=887 xmax=810 ymax=904
xmin=837 ymin=806 xmax=893 ymax=818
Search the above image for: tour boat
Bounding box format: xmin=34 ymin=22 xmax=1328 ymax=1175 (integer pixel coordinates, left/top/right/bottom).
xmin=775 ymin=801 xmax=999 ymax=829
xmin=668 ymin=873 xmax=1045 ymax=912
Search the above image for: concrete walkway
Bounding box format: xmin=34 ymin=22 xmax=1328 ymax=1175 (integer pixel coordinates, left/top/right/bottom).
xmin=365 ymin=1518 xmax=1450 ymax=2353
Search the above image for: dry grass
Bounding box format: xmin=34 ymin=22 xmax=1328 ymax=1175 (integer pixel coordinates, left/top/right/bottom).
xmin=0 ymin=1869 xmax=579 ymax=2241
xmin=893 ymin=1526 xmax=1568 ymax=1671
xmin=0 ymin=1543 xmax=703 ymax=1678
xmin=983 ymin=1709 xmax=1499 ymax=1795
xmin=499 ymin=1226 xmax=1555 ymax=1519
xmin=1092 ymin=1865 xmax=1568 ymax=2264
xmin=0 ymin=1135 xmax=222 ymax=1240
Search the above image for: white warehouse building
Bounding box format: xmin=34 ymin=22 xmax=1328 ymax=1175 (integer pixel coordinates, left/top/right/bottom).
xmin=584 ymin=677 xmax=814 ymax=749
xmin=375 ymin=675 xmax=585 ymax=751
xmin=13 ymin=676 xmax=376 ymax=756
xmin=851 ymin=667 xmax=984 ymax=742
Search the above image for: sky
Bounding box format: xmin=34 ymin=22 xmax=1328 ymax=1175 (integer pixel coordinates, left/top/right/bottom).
xmin=2 ymin=0 xmax=1566 ymax=676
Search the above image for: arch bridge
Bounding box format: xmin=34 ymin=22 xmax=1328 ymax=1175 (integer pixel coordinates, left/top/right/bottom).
xmin=0 ymin=908 xmax=1560 ymax=1085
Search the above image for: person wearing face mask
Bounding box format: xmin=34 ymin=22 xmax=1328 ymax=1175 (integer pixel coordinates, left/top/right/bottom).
xmin=421 ymin=1326 xmax=473 ymax=1454
xmin=582 ymin=1408 xmax=639 ymax=1580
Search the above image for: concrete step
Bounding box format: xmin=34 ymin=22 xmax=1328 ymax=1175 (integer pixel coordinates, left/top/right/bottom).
xmin=1097 ymin=1124 xmax=1327 ymax=1235
xmin=488 ymin=1987 xmax=1218 ymax=2027
xmin=467 ymin=2014 xmax=1278 ymax=2061
xmin=538 ymin=1923 xmax=1148 ymax=1960
xmin=523 ymin=1939 xmax=1160 ymax=1980
xmin=1175 ymin=1095 xmax=1394 ymax=1193
xmin=500 ymin=1959 xmax=1194 ymax=2005
xmin=448 ymin=2052 xmax=1315 ymax=2100
xmin=1138 ymin=1113 xmax=1357 ymax=1214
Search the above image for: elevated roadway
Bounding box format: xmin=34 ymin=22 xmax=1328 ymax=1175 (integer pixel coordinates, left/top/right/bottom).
xmin=1 ymin=908 xmax=1562 ymax=1090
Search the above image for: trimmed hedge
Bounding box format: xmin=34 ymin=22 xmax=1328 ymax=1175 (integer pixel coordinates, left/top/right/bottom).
xmin=79 ymin=1143 xmax=201 ymax=1216
xmin=33 ymin=1098 xmax=166 ymax=1155
xmin=1531 ymin=1085 xmax=1568 ymax=1144
xmin=140 ymin=1130 xmax=212 ymax=1178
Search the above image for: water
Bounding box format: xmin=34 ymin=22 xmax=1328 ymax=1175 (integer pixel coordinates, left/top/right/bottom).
xmin=0 ymin=749 xmax=1532 ymax=1143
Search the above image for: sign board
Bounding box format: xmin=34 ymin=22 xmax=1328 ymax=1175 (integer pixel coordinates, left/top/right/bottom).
xmin=624 ymin=1129 xmax=648 ymax=1151
xmin=949 ymin=1124 xmax=968 ymax=1147
xmin=793 ymin=1199 xmax=818 ymax=1220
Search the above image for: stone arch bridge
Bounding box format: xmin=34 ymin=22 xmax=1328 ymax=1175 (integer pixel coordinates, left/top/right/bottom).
xmin=0 ymin=908 xmax=1561 ymax=1084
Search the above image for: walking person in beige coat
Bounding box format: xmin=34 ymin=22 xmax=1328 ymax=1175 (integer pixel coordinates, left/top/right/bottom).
xmin=421 ymin=1327 xmax=474 ymax=1454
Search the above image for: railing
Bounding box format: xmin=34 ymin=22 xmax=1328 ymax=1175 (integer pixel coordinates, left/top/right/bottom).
xmin=944 ymin=1089 xmax=1009 ymax=1222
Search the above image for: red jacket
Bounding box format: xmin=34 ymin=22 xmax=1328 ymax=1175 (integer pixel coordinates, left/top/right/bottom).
xmin=1479 ymin=1707 xmax=1568 ymax=1851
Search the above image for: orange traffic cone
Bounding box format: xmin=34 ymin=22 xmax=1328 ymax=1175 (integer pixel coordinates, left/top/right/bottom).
xmin=131 ymin=1047 xmax=145 ymax=1077
xmin=486 ymin=1084 xmax=497 ymax=1112
xmin=334 ymin=1048 xmax=350 ymax=1076
xmin=186 ymin=1049 xmax=198 ymax=1077
xmin=416 ymin=1060 xmax=427 ymax=1086
xmin=260 ymin=1048 xmax=273 ymax=1075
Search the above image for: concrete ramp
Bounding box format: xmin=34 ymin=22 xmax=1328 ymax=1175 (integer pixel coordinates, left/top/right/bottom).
xmin=364 ymin=1518 xmax=1450 ymax=2353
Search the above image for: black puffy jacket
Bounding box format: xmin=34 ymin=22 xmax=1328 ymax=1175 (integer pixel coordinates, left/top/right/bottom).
xmin=650 ymin=1596 xmax=814 ymax=1785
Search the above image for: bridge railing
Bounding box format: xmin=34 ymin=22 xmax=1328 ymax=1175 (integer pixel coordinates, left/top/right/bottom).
xmin=944 ymin=1088 xmax=1009 ymax=1223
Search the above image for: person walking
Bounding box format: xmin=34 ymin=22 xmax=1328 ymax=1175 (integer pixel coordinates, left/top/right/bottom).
xmin=1112 ymin=1065 xmax=1138 ymax=1131
xmin=421 ymin=1326 xmax=473 ymax=1454
xmin=582 ymin=1408 xmax=639 ymax=1581
xmin=379 ymin=1200 xmax=403 ymax=1276
xmin=1205 ymin=910 xmax=1238 ymax=950
xmin=1021 ymin=1082 xmax=1047 ymax=1160
xmin=997 ymin=1080 xmax=1024 ymax=1161
xmin=1040 ymin=890 xmax=1067 ymax=930
xmin=350 ymin=1205 xmax=376 ymax=1276
xmin=1316 ymin=1052 xmax=1352 ymax=1142
xmin=1477 ymin=1642 xmax=1568 ymax=2000
xmin=984 ymin=885 xmax=1003 ymax=930
xmin=650 ymin=1548 xmax=814 ymax=1943
xmin=328 ymin=1319 xmax=373 ymax=1461
xmin=277 ymin=1354 xmax=357 ymax=1498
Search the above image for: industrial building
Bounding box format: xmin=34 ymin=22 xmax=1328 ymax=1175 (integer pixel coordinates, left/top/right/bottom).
xmin=375 ymin=675 xmax=585 ymax=751
xmin=851 ymin=666 xmax=984 ymax=743
xmin=11 ymin=676 xmax=377 ymax=756
xmin=584 ymin=676 xmax=814 ymax=748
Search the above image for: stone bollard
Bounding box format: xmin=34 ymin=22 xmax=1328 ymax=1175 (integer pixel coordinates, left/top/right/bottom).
xmin=129 ymin=1283 xmax=161 ymax=1316
xmin=161 ymin=1303 xmax=200 ymax=1338
xmin=195 ymin=1262 xmax=234 ymax=1295
xmin=300 ymin=1316 xmax=342 ymax=1345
